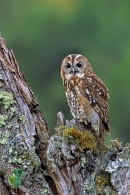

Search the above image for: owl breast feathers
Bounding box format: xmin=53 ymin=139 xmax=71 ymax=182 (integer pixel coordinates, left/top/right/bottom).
xmin=61 ymin=54 xmax=110 ymax=140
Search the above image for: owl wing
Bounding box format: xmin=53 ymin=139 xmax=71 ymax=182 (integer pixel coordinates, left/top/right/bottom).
xmin=81 ymin=75 xmax=110 ymax=133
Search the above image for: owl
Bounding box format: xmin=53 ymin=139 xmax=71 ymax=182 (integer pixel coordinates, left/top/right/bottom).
xmin=61 ymin=54 xmax=110 ymax=140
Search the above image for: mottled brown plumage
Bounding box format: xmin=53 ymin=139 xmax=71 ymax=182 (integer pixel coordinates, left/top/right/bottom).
xmin=61 ymin=54 xmax=110 ymax=140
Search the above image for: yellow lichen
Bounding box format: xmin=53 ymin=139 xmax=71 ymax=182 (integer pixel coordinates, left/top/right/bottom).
xmin=95 ymin=173 xmax=109 ymax=188
xmin=0 ymin=91 xmax=15 ymax=110
xmin=55 ymin=126 xmax=65 ymax=136
xmin=95 ymin=172 xmax=110 ymax=194
xmin=59 ymin=127 xmax=97 ymax=152
xmin=0 ymin=114 xmax=8 ymax=127
xmin=98 ymin=143 xmax=109 ymax=156
xmin=95 ymin=172 xmax=117 ymax=195
xmin=110 ymin=139 xmax=122 ymax=148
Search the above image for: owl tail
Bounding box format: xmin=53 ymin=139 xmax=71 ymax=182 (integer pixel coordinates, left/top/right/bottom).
xmin=98 ymin=120 xmax=110 ymax=141
xmin=104 ymin=121 xmax=111 ymax=134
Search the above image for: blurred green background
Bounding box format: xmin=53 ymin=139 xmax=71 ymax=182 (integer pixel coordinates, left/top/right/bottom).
xmin=1 ymin=0 xmax=130 ymax=144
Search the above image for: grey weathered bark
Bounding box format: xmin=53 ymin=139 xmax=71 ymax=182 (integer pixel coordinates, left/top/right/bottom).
xmin=0 ymin=35 xmax=51 ymax=195
xmin=0 ymin=35 xmax=130 ymax=195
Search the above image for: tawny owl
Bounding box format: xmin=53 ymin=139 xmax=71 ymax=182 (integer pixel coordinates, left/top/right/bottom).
xmin=61 ymin=54 xmax=110 ymax=140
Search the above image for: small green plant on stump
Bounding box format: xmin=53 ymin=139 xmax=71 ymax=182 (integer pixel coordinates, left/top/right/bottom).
xmin=8 ymin=168 xmax=25 ymax=190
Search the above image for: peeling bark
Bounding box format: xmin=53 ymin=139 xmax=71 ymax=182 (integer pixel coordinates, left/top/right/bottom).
xmin=0 ymin=35 xmax=130 ymax=195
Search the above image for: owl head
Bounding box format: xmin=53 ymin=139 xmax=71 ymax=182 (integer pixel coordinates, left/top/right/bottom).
xmin=61 ymin=54 xmax=93 ymax=80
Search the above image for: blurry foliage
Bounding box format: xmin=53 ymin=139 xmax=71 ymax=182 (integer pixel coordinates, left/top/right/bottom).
xmin=1 ymin=0 xmax=130 ymax=144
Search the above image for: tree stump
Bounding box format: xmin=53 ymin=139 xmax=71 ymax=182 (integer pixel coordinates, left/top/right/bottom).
xmin=0 ymin=35 xmax=51 ymax=195
xmin=0 ymin=35 xmax=130 ymax=195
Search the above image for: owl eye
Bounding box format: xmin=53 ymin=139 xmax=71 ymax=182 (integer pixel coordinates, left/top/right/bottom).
xmin=76 ymin=63 xmax=82 ymax=68
xmin=66 ymin=63 xmax=71 ymax=68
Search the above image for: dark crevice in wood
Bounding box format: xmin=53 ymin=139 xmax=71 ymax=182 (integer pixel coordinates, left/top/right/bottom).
xmin=44 ymin=176 xmax=59 ymax=195
xmin=0 ymin=175 xmax=11 ymax=195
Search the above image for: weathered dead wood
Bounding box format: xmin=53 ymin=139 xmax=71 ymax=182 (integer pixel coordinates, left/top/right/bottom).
xmin=0 ymin=35 xmax=130 ymax=195
xmin=0 ymin=35 xmax=52 ymax=195
xmin=46 ymin=113 xmax=130 ymax=195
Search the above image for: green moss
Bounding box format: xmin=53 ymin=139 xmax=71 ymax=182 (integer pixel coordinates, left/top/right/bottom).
xmin=18 ymin=114 xmax=26 ymax=123
xmin=95 ymin=172 xmax=109 ymax=189
xmin=0 ymin=130 xmax=11 ymax=144
xmin=61 ymin=127 xmax=97 ymax=152
xmin=83 ymin=179 xmax=93 ymax=191
xmin=0 ymin=89 xmax=40 ymax=172
xmin=95 ymin=171 xmax=117 ymax=195
xmin=55 ymin=126 xmax=65 ymax=135
xmin=110 ymin=139 xmax=122 ymax=149
xmin=9 ymin=147 xmax=13 ymax=154
xmin=8 ymin=144 xmax=39 ymax=167
xmin=41 ymin=189 xmax=48 ymax=195
xmin=81 ymin=157 xmax=86 ymax=167
xmin=7 ymin=124 xmax=13 ymax=129
xmin=8 ymin=107 xmax=16 ymax=118
xmin=8 ymin=154 xmax=19 ymax=163
xmin=0 ymin=91 xmax=15 ymax=110
xmin=0 ymin=114 xmax=8 ymax=127
xmin=8 ymin=145 xmax=40 ymax=169
xmin=15 ymin=124 xmax=20 ymax=129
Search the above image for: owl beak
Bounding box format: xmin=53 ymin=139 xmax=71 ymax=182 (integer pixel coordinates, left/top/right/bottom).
xmin=69 ymin=67 xmax=75 ymax=74
xmin=73 ymin=65 xmax=79 ymax=74
xmin=72 ymin=67 xmax=75 ymax=74
xmin=69 ymin=66 xmax=79 ymax=75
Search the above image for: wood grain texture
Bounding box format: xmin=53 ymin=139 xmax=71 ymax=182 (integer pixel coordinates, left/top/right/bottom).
xmin=0 ymin=35 xmax=51 ymax=195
